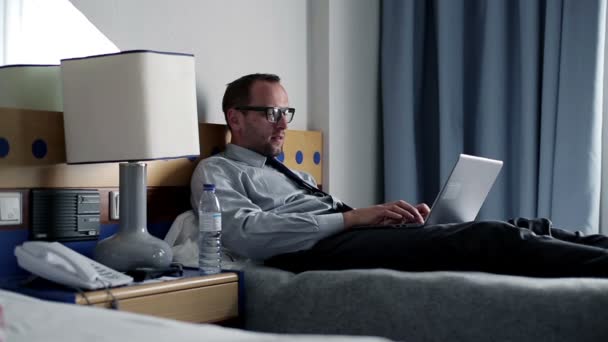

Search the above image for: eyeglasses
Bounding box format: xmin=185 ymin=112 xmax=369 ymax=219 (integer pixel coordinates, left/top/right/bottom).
xmin=235 ymin=106 xmax=296 ymax=123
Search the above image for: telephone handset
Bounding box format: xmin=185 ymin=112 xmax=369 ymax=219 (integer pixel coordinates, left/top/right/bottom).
xmin=14 ymin=241 xmax=133 ymax=290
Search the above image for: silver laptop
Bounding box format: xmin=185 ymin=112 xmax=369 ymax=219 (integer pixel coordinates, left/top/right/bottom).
xmin=394 ymin=154 xmax=503 ymax=228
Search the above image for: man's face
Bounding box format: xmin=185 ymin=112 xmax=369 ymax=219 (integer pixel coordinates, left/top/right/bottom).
xmin=231 ymin=81 xmax=289 ymax=157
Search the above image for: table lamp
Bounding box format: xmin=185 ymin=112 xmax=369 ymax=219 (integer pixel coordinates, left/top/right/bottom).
xmin=0 ymin=64 xmax=63 ymax=111
xmin=61 ymin=50 xmax=200 ymax=271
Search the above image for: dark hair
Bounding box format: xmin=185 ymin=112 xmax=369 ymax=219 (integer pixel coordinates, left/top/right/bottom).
xmin=222 ymin=73 xmax=281 ymax=129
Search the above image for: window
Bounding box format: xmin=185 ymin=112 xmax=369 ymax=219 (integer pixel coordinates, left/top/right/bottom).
xmin=0 ymin=0 xmax=118 ymax=65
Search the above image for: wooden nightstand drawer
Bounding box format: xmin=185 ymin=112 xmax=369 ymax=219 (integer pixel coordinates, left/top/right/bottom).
xmin=76 ymin=272 xmax=239 ymax=323
xmin=113 ymin=282 xmax=238 ymax=323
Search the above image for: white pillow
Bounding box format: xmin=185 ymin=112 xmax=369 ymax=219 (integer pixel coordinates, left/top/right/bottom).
xmin=164 ymin=210 xmax=198 ymax=268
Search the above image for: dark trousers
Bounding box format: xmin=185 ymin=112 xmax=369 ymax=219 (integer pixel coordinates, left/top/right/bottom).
xmin=265 ymin=221 xmax=608 ymax=278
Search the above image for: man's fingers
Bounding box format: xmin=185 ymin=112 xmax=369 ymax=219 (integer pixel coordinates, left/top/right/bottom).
xmin=416 ymin=203 xmax=431 ymax=218
xmin=384 ymin=205 xmax=413 ymax=221
xmin=386 ymin=201 xmax=423 ymax=223
xmin=382 ymin=209 xmax=404 ymax=220
xmin=375 ymin=200 xmax=428 ymax=225
xmin=396 ymin=200 xmax=424 ymax=223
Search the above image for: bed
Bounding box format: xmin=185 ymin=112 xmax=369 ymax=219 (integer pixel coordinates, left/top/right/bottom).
xmin=167 ymin=210 xmax=608 ymax=342
xmin=0 ymin=289 xmax=390 ymax=342
xmin=165 ymin=124 xmax=608 ymax=342
xmin=235 ymin=264 xmax=608 ymax=342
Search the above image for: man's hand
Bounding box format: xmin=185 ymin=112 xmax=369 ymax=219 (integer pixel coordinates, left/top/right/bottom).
xmin=342 ymin=200 xmax=430 ymax=229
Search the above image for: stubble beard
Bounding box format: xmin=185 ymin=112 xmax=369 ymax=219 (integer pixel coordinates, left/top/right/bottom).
xmin=248 ymin=138 xmax=282 ymax=158
xmin=264 ymin=142 xmax=282 ymax=158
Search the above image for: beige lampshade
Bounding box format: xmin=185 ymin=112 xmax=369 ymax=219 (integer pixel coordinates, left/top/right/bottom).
xmin=61 ymin=50 xmax=200 ymax=164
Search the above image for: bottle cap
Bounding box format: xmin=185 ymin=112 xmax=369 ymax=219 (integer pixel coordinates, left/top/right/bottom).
xmin=203 ymin=183 xmax=215 ymax=190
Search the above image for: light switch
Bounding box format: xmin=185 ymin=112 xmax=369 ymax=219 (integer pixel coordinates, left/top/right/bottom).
xmin=0 ymin=192 xmax=22 ymax=225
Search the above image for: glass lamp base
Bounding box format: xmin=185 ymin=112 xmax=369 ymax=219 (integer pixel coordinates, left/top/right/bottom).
xmin=95 ymin=231 xmax=173 ymax=272
xmin=94 ymin=162 xmax=173 ymax=272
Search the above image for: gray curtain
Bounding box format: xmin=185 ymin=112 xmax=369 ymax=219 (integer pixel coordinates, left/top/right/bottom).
xmin=381 ymin=0 xmax=606 ymax=233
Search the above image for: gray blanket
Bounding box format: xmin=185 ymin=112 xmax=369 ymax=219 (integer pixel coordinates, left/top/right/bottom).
xmin=236 ymin=265 xmax=608 ymax=342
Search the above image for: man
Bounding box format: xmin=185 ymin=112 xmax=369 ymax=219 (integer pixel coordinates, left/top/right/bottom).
xmin=191 ymin=73 xmax=608 ymax=277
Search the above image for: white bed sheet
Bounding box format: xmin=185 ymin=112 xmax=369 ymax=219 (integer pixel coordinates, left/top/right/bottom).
xmin=0 ymin=290 xmax=390 ymax=342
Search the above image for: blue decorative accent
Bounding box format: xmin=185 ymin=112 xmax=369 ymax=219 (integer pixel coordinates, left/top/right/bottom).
xmin=278 ymin=151 xmax=285 ymax=162
xmin=0 ymin=137 xmax=9 ymax=158
xmin=313 ymin=151 xmax=321 ymax=165
xmin=188 ymin=156 xmax=198 ymax=162
xmin=32 ymin=139 xmax=47 ymax=159
xmin=295 ymin=151 xmax=303 ymax=164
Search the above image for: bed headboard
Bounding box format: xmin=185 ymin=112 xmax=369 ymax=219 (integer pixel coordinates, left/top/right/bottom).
xmin=0 ymin=107 xmax=323 ymax=188
xmin=0 ymin=107 xmax=323 ymax=227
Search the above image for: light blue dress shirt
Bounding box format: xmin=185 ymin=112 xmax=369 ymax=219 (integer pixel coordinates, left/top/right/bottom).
xmin=190 ymin=144 xmax=345 ymax=261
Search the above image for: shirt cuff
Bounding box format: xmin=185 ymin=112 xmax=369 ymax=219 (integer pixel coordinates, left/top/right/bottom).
xmin=314 ymin=213 xmax=345 ymax=238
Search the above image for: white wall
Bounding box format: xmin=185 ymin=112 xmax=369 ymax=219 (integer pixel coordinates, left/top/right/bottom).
xmin=70 ymin=0 xmax=381 ymax=207
xmin=601 ymin=10 xmax=608 ymax=235
xmin=69 ymin=0 xmax=309 ymax=128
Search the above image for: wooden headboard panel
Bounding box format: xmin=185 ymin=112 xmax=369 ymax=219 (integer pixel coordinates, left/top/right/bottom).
xmin=0 ymin=107 xmax=323 ymax=188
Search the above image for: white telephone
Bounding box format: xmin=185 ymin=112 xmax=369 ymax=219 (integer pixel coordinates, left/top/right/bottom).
xmin=14 ymin=241 xmax=133 ymax=290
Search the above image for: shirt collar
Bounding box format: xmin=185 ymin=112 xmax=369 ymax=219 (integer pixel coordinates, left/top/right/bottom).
xmin=224 ymin=144 xmax=268 ymax=168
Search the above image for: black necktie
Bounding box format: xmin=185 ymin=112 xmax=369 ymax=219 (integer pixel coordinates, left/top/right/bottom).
xmin=265 ymin=157 xmax=352 ymax=212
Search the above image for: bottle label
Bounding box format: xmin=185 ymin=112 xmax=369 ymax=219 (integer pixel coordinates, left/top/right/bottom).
xmin=199 ymin=213 xmax=221 ymax=232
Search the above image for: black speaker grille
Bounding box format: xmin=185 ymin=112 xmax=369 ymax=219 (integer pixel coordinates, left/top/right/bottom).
xmin=31 ymin=189 xmax=100 ymax=241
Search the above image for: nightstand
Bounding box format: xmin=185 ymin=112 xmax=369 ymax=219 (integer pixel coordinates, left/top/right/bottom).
xmin=4 ymin=271 xmax=240 ymax=324
xmin=75 ymin=272 xmax=239 ymax=323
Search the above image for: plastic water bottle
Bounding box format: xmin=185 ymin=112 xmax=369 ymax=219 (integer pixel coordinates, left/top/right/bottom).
xmin=198 ymin=183 xmax=222 ymax=275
